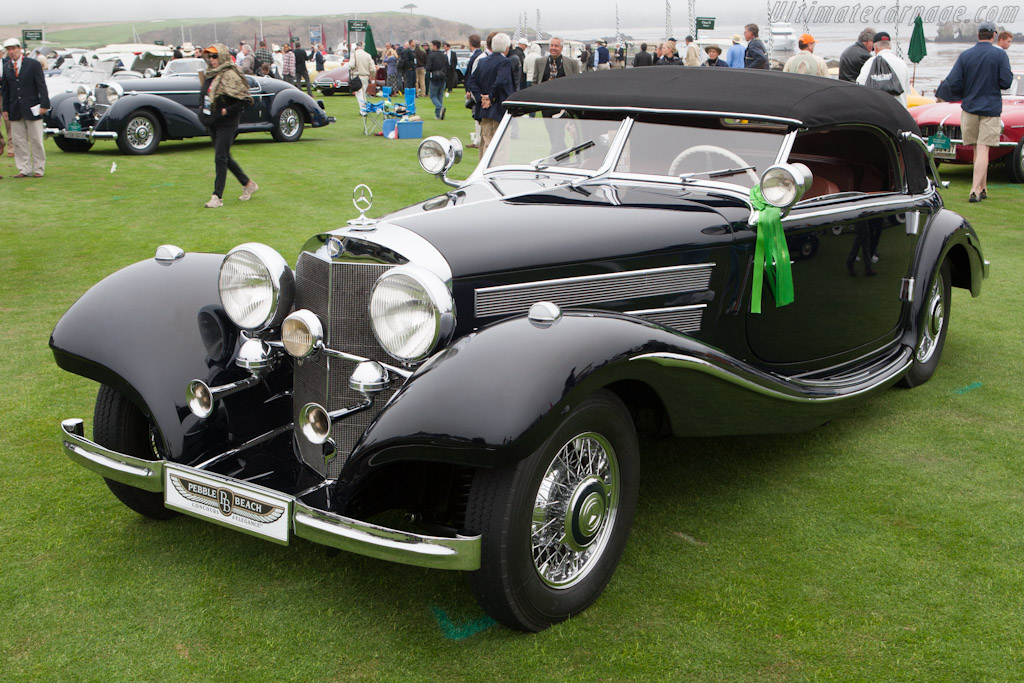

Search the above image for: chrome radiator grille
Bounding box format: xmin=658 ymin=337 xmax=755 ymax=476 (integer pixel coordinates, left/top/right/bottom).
xmin=292 ymin=252 xmax=395 ymax=478
xmin=474 ymin=264 xmax=714 ymax=318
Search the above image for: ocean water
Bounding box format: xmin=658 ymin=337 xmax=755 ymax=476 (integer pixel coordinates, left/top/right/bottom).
xmin=551 ymin=23 xmax=1024 ymax=96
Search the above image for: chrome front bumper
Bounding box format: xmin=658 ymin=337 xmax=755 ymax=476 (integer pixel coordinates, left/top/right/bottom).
xmin=44 ymin=127 xmax=119 ymax=140
xmin=60 ymin=418 xmax=481 ymax=571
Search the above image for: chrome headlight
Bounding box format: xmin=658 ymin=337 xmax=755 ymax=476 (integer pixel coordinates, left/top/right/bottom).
xmin=369 ymin=265 xmax=454 ymax=363
xmin=281 ymin=309 xmax=323 ymax=358
xmin=76 ymin=85 xmax=89 ymax=103
xmin=759 ymin=163 xmax=812 ymax=209
xmin=218 ymin=243 xmax=294 ymax=332
xmin=105 ymin=81 xmax=123 ymax=104
xmin=418 ymin=136 xmax=463 ymax=175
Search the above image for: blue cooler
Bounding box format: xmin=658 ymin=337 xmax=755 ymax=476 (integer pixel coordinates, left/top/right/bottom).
xmin=397 ymin=120 xmax=423 ymax=139
xmin=382 ymin=119 xmax=398 ymax=138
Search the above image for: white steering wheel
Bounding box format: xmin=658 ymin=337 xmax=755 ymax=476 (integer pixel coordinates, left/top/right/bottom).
xmin=668 ymin=145 xmax=760 ymax=184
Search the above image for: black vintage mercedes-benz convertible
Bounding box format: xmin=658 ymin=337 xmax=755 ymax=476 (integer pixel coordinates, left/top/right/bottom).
xmin=52 ymin=69 xmax=987 ymax=631
xmin=44 ymin=71 xmax=333 ymax=155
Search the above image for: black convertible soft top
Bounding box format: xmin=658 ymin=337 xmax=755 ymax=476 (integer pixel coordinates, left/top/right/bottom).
xmin=506 ymin=67 xmax=921 ymax=137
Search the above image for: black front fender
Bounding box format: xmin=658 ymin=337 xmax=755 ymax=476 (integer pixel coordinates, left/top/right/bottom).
xmin=50 ymin=252 xmax=288 ymax=462
xmin=344 ymin=310 xmax=889 ymax=481
xmin=99 ymin=95 xmax=204 ymax=138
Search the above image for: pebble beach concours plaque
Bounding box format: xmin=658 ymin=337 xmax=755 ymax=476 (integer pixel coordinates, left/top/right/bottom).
xmin=164 ymin=464 xmax=292 ymax=544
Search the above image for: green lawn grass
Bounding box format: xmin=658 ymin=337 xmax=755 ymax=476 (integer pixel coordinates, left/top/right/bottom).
xmin=2 ymin=94 xmax=1023 ymax=680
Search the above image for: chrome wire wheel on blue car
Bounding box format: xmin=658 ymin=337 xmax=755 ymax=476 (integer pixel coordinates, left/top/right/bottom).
xmin=116 ymin=111 xmax=161 ymax=155
xmin=467 ymin=390 xmax=639 ymax=631
xmin=272 ymin=106 xmax=303 ymax=142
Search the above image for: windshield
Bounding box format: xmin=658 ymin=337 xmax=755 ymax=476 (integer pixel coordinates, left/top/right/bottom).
xmin=616 ymin=121 xmax=786 ymax=188
xmin=486 ymin=115 xmax=623 ymax=172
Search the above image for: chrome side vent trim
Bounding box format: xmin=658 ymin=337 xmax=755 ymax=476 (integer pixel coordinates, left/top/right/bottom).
xmin=475 ymin=264 xmax=714 ymax=318
xmin=627 ymin=304 xmax=706 ymax=334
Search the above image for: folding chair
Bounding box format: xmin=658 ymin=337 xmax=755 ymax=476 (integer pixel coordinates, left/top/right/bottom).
xmin=360 ymin=100 xmax=386 ymax=136
xmin=402 ymin=87 xmax=416 ymax=117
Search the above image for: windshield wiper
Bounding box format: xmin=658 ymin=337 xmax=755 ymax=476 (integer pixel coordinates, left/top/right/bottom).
xmin=679 ymin=166 xmax=755 ymax=181
xmin=531 ymin=140 xmax=595 ymax=168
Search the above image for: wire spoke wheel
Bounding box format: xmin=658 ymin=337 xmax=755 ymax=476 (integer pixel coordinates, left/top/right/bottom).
xmin=915 ymin=270 xmax=945 ymax=364
xmin=466 ymin=390 xmax=638 ymax=631
xmin=532 ymin=433 xmax=620 ymax=588
xmin=117 ymin=111 xmax=161 ymax=155
xmin=273 ymin=106 xmax=304 ymax=142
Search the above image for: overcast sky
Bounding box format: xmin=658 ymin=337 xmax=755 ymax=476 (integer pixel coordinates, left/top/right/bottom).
xmin=7 ymin=1 xmax=1021 ymax=31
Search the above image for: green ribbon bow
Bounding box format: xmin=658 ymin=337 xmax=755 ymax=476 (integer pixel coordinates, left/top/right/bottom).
xmin=749 ymin=185 xmax=795 ymax=314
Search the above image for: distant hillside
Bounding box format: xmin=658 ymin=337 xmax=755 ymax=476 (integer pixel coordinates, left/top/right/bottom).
xmin=13 ymin=13 xmax=493 ymax=50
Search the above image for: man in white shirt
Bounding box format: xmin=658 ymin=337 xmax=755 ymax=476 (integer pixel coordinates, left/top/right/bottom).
xmin=350 ymin=42 xmax=374 ymax=104
xmin=856 ymin=31 xmax=910 ymax=107
xmin=783 ymin=33 xmax=829 ymax=77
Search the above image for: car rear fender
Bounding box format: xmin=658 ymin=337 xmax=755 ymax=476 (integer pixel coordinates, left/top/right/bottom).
xmin=50 ymin=253 xmax=289 ymax=462
xmin=904 ymin=207 xmax=987 ymax=347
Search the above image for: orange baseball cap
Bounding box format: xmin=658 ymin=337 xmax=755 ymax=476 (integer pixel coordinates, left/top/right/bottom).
xmin=203 ymin=45 xmax=219 ymax=54
xmin=799 ymin=33 xmax=815 ymax=44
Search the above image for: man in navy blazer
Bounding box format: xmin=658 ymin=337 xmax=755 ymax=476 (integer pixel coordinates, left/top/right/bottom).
xmin=467 ymin=32 xmax=513 ymax=158
xmin=2 ymin=38 xmax=49 ymax=177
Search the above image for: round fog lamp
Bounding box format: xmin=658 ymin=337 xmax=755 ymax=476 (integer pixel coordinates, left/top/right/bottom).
xmin=282 ymin=310 xmax=323 ymax=358
xmin=186 ymin=380 xmax=214 ymax=419
xmin=299 ymin=403 xmax=331 ymax=444
xmin=418 ymin=136 xmax=448 ymax=174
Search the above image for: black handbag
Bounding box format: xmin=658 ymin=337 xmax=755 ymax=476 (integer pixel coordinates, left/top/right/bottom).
xmin=349 ymin=75 xmax=363 ymax=92
xmin=865 ymin=56 xmax=903 ymax=96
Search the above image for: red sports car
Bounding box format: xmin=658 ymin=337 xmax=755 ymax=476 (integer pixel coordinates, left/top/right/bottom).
xmin=911 ymin=72 xmax=1024 ymax=182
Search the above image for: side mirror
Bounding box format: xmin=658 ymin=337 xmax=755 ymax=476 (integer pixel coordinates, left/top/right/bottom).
xmin=417 ymin=136 xmax=464 ymax=188
xmin=144 ymin=68 xmax=157 ymax=78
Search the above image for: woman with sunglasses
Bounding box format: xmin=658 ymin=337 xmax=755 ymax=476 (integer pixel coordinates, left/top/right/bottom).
xmin=199 ymin=43 xmax=258 ymax=208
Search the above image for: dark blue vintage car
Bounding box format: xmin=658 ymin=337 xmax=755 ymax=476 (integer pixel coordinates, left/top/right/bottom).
xmin=44 ymin=72 xmax=333 ymax=155
xmin=53 ymin=69 xmax=987 ymax=631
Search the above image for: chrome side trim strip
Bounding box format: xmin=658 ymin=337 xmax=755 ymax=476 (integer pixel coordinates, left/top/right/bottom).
xmin=784 ymin=194 xmax=918 ymax=223
xmin=59 ymin=419 xmax=481 ymax=571
xmin=626 ymin=304 xmax=706 ymax=333
xmin=502 ymin=102 xmax=802 ymax=126
xmin=630 ymin=348 xmax=912 ymax=403
xmin=475 ymin=263 xmax=714 ymax=317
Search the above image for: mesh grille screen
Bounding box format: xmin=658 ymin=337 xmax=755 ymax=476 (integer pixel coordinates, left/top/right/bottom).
xmin=293 ymin=252 xmax=395 ymax=477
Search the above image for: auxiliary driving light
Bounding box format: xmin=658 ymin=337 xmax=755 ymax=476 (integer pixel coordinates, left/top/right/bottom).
xmin=281 ymin=310 xmax=323 ymax=358
xmin=186 ymin=380 xmax=215 ymax=419
xmin=300 ymin=402 xmax=332 ymax=445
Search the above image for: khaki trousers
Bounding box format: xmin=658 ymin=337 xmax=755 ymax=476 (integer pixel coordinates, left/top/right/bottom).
xmin=479 ymin=118 xmax=499 ymax=158
xmin=11 ymin=118 xmax=45 ymax=176
xmin=416 ymin=67 xmax=426 ymax=97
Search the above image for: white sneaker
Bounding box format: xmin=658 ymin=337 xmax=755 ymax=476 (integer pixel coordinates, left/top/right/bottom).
xmin=204 ymin=194 xmax=223 ymax=208
xmin=239 ymin=181 xmax=259 ymax=201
